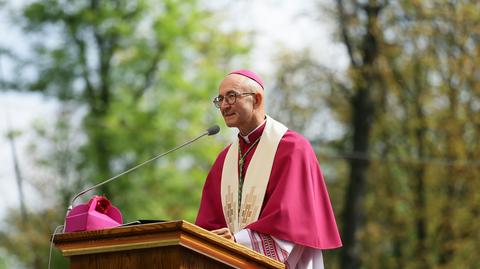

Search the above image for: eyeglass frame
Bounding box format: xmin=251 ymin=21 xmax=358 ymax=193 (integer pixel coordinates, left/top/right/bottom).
xmin=213 ymin=91 xmax=256 ymax=108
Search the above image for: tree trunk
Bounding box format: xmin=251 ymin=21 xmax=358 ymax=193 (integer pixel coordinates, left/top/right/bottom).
xmin=339 ymin=2 xmax=382 ymax=268
xmin=341 ymin=86 xmax=374 ymax=269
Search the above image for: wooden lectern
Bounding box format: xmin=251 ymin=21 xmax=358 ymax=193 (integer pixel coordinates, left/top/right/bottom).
xmin=53 ymin=220 xmax=285 ymax=269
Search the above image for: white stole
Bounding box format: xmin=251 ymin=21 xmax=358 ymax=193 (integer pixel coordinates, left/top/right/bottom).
xmin=221 ymin=116 xmax=288 ymax=233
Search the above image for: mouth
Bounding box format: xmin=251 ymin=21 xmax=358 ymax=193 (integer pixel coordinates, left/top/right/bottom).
xmin=222 ymin=111 xmax=236 ymax=119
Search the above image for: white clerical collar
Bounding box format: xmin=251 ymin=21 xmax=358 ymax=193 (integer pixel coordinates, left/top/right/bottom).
xmin=240 ymin=119 xmax=267 ymax=144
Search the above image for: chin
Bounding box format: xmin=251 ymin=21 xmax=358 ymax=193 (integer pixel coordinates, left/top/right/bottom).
xmin=223 ymin=118 xmax=239 ymax=128
xmin=223 ymin=115 xmax=237 ymax=128
xmin=224 ymin=121 xmax=237 ymax=128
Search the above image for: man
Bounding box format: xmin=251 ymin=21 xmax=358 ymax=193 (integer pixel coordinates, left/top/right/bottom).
xmin=196 ymin=69 xmax=342 ymax=268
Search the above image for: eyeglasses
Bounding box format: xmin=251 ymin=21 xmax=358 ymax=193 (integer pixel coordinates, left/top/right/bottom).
xmin=213 ymin=92 xmax=255 ymax=108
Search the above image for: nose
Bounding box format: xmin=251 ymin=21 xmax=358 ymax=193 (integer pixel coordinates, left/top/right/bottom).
xmin=220 ymin=99 xmax=231 ymax=110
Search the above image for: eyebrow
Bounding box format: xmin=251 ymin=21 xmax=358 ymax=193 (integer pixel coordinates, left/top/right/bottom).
xmin=218 ymin=90 xmax=240 ymax=96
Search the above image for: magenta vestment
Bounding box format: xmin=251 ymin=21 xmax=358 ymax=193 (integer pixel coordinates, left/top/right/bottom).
xmin=196 ymin=123 xmax=342 ymax=249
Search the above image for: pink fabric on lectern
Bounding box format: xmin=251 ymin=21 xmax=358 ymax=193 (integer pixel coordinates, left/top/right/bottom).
xmin=229 ymin=69 xmax=265 ymax=89
xmin=196 ymin=125 xmax=342 ymax=250
xmin=65 ymin=195 xmax=122 ymax=232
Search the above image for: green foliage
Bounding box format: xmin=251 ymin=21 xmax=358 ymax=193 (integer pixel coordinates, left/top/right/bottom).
xmin=270 ymin=0 xmax=480 ymax=268
xmin=1 ymin=0 xmax=250 ymax=267
xmin=0 ymin=208 xmax=69 ymax=268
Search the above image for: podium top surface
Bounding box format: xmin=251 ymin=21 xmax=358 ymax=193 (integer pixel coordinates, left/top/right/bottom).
xmin=53 ymin=220 xmax=284 ymax=269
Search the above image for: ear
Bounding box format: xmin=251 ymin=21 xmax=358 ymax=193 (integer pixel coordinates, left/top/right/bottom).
xmin=253 ymin=92 xmax=262 ymax=109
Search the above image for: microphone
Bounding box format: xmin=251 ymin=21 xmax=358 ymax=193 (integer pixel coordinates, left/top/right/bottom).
xmin=63 ymin=125 xmax=220 ymax=229
xmin=207 ymin=125 xmax=220 ymax=136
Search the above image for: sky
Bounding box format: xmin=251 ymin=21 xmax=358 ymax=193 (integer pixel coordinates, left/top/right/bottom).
xmin=0 ymin=0 xmax=348 ymax=219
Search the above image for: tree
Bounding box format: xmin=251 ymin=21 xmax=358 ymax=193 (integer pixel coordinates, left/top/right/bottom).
xmin=331 ymin=1 xmax=386 ymax=268
xmin=269 ymin=0 xmax=480 ymax=268
xmin=0 ymin=0 xmax=250 ymax=267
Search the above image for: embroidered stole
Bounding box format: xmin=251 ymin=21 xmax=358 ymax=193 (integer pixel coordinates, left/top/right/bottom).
xmin=221 ymin=116 xmax=288 ymax=233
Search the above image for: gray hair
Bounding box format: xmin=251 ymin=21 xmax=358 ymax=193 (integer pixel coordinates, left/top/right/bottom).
xmin=241 ymin=76 xmax=263 ymax=93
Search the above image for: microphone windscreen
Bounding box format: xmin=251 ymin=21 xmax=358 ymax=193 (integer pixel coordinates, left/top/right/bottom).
xmin=207 ymin=125 xmax=220 ymax=136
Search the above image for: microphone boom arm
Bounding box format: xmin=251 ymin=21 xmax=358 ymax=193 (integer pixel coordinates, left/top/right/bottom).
xmin=68 ymin=127 xmax=216 ymax=210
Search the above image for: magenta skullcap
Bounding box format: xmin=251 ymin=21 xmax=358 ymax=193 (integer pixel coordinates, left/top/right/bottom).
xmin=229 ymin=69 xmax=264 ymax=89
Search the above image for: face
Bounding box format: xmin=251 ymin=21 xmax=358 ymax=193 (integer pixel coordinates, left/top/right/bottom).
xmin=217 ymin=75 xmax=259 ymax=134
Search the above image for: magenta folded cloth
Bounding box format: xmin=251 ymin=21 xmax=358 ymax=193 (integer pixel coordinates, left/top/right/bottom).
xmin=64 ymin=195 xmax=122 ymax=232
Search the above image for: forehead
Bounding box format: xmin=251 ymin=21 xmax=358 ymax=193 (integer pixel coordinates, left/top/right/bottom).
xmin=218 ymin=74 xmax=245 ymax=95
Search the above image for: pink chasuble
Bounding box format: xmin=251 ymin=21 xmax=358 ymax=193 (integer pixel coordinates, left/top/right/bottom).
xmin=195 ymin=124 xmax=342 ymax=250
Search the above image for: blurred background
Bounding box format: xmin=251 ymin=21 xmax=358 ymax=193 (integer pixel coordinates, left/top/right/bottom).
xmin=0 ymin=0 xmax=479 ymax=268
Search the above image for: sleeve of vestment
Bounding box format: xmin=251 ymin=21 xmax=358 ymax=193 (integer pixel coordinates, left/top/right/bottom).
xmin=234 ymin=229 xmax=325 ymax=269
